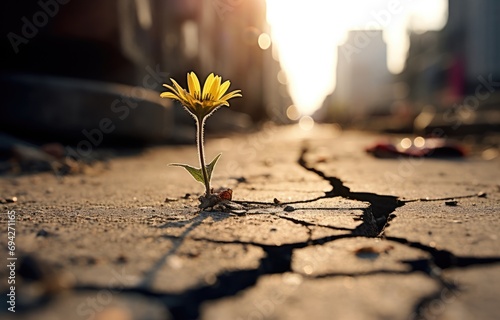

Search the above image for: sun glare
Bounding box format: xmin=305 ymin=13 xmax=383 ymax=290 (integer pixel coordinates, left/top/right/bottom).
xmin=266 ymin=0 xmax=448 ymax=115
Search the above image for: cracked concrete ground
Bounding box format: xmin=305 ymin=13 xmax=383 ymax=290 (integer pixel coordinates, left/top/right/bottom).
xmin=1 ymin=125 xmax=499 ymax=320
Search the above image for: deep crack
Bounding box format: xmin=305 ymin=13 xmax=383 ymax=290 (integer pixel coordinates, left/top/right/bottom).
xmin=296 ymin=146 xmax=500 ymax=319
xmin=276 ymin=214 xmax=351 ymax=240
xmin=298 ymin=147 xmax=404 ymax=233
xmin=74 ymin=147 xmax=500 ymax=319
xmin=11 ymin=145 xmax=500 ymax=320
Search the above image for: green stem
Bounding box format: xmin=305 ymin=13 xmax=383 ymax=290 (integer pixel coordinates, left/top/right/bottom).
xmin=196 ymin=116 xmax=210 ymax=196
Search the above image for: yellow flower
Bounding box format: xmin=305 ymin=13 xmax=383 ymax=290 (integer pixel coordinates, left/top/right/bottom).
xmin=161 ymin=72 xmax=242 ymax=118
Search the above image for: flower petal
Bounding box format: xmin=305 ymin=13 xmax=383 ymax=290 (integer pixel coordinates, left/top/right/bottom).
xmin=208 ymin=76 xmax=221 ymax=100
xmin=163 ymin=84 xmax=180 ymax=95
xmin=220 ymin=90 xmax=242 ymax=102
xmin=184 ymin=90 xmax=196 ymax=104
xmin=216 ymin=80 xmax=231 ymax=100
xmin=215 ymin=100 xmax=230 ymax=107
xmin=160 ymin=92 xmax=181 ymax=100
xmin=187 ymin=72 xmax=201 ymax=98
xmin=202 ymin=73 xmax=215 ymax=99
xmin=170 ymin=78 xmax=188 ymax=100
xmin=161 ymin=72 xmax=241 ymax=118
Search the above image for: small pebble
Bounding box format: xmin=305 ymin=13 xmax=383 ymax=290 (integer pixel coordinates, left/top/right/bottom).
xmin=1 ymin=196 xmax=18 ymax=204
xmin=273 ymin=198 xmax=281 ymax=205
xmin=36 ymin=229 xmax=50 ymax=237
xmin=235 ymin=177 xmax=247 ymax=183
xmin=116 ymin=255 xmax=128 ymax=264
xmin=477 ymin=191 xmax=487 ymax=198
xmin=224 ymin=201 xmax=245 ymax=210
xmin=284 ymin=205 xmax=295 ymax=212
xmin=231 ymin=210 xmax=247 ymax=216
xmin=445 ymin=200 xmax=458 ymax=206
xmin=213 ymin=204 xmax=224 ymax=211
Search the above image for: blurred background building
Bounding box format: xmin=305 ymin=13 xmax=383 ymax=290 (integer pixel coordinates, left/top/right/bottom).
xmin=319 ymin=0 xmax=500 ymax=135
xmin=1 ymin=0 xmax=499 ymax=151
xmin=324 ymin=30 xmax=392 ymax=123
xmin=0 ymin=0 xmax=290 ymax=147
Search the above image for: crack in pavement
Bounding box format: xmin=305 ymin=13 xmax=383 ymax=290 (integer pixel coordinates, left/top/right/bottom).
xmin=11 ymin=145 xmax=500 ymax=320
xmin=384 ymin=236 xmax=500 ymax=271
xmin=133 ymin=231 xmax=500 ymax=319
xmin=295 ymin=146 xmax=500 ymax=319
xmin=410 ymin=280 xmax=461 ymax=320
xmin=276 ymin=215 xmax=351 ymax=242
xmin=297 ymin=146 xmax=404 ymax=234
xmin=71 ymin=233 xmax=355 ymax=320
xmin=76 ymin=147 xmax=500 ymax=319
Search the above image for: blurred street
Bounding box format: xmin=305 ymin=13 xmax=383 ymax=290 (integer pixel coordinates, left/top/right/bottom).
xmin=1 ymin=125 xmax=499 ymax=320
xmin=1 ymin=1 xmax=500 ymax=319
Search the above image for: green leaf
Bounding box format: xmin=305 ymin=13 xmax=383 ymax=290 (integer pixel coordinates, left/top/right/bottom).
xmin=205 ymin=153 xmax=221 ymax=183
xmin=169 ymin=154 xmax=222 ymax=185
xmin=169 ymin=163 xmax=205 ymax=184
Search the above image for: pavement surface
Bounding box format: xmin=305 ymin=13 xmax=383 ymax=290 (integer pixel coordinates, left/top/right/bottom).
xmin=1 ymin=124 xmax=499 ymax=320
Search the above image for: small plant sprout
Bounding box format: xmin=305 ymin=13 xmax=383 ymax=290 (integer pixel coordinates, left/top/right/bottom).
xmin=160 ymin=72 xmax=242 ymax=207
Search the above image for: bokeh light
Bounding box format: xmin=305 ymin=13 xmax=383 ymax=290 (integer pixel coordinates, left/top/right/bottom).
xmin=298 ymin=116 xmax=315 ymax=131
xmin=286 ymin=105 xmax=301 ymax=121
xmin=400 ymin=138 xmax=412 ymax=149
xmin=414 ymin=136 xmax=426 ymax=148
xmin=258 ymin=33 xmax=272 ymax=50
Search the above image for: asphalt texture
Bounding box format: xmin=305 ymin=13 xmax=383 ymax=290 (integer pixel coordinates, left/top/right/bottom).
xmin=1 ymin=125 xmax=499 ymax=320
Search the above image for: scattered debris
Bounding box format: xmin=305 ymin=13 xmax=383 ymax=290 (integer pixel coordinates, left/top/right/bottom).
xmin=69 ymin=256 xmax=98 ymax=266
xmin=231 ymin=210 xmax=247 ymax=216
xmin=199 ymin=194 xmax=219 ymax=209
xmin=199 ymin=188 xmax=233 ymax=209
xmin=40 ymin=143 xmax=66 ymax=159
xmin=36 ymin=229 xmax=50 ymax=237
xmin=224 ymin=201 xmax=245 ymax=210
xmin=12 ymin=144 xmax=62 ymax=172
xmin=315 ymin=156 xmax=328 ymax=163
xmin=213 ymin=203 xmax=225 ymax=211
xmin=234 ymin=176 xmax=247 ymax=183
xmin=115 ymin=255 xmax=128 ymax=264
xmin=201 ymin=197 xmax=247 ymax=214
xmin=0 ymin=134 xmax=111 ymax=175
xmin=17 ymin=254 xmax=75 ymax=301
xmin=354 ymin=245 xmax=394 ymax=259
xmin=0 ymin=196 xmax=17 ymax=204
xmin=366 ymin=138 xmax=466 ymax=158
xmin=218 ymin=188 xmax=233 ymax=201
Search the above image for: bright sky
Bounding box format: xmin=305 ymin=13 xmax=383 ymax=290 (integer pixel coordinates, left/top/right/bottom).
xmin=266 ymin=0 xmax=448 ymax=115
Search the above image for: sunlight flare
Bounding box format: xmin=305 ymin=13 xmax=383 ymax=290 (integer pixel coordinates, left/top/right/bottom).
xmin=266 ymin=0 xmax=448 ymax=115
